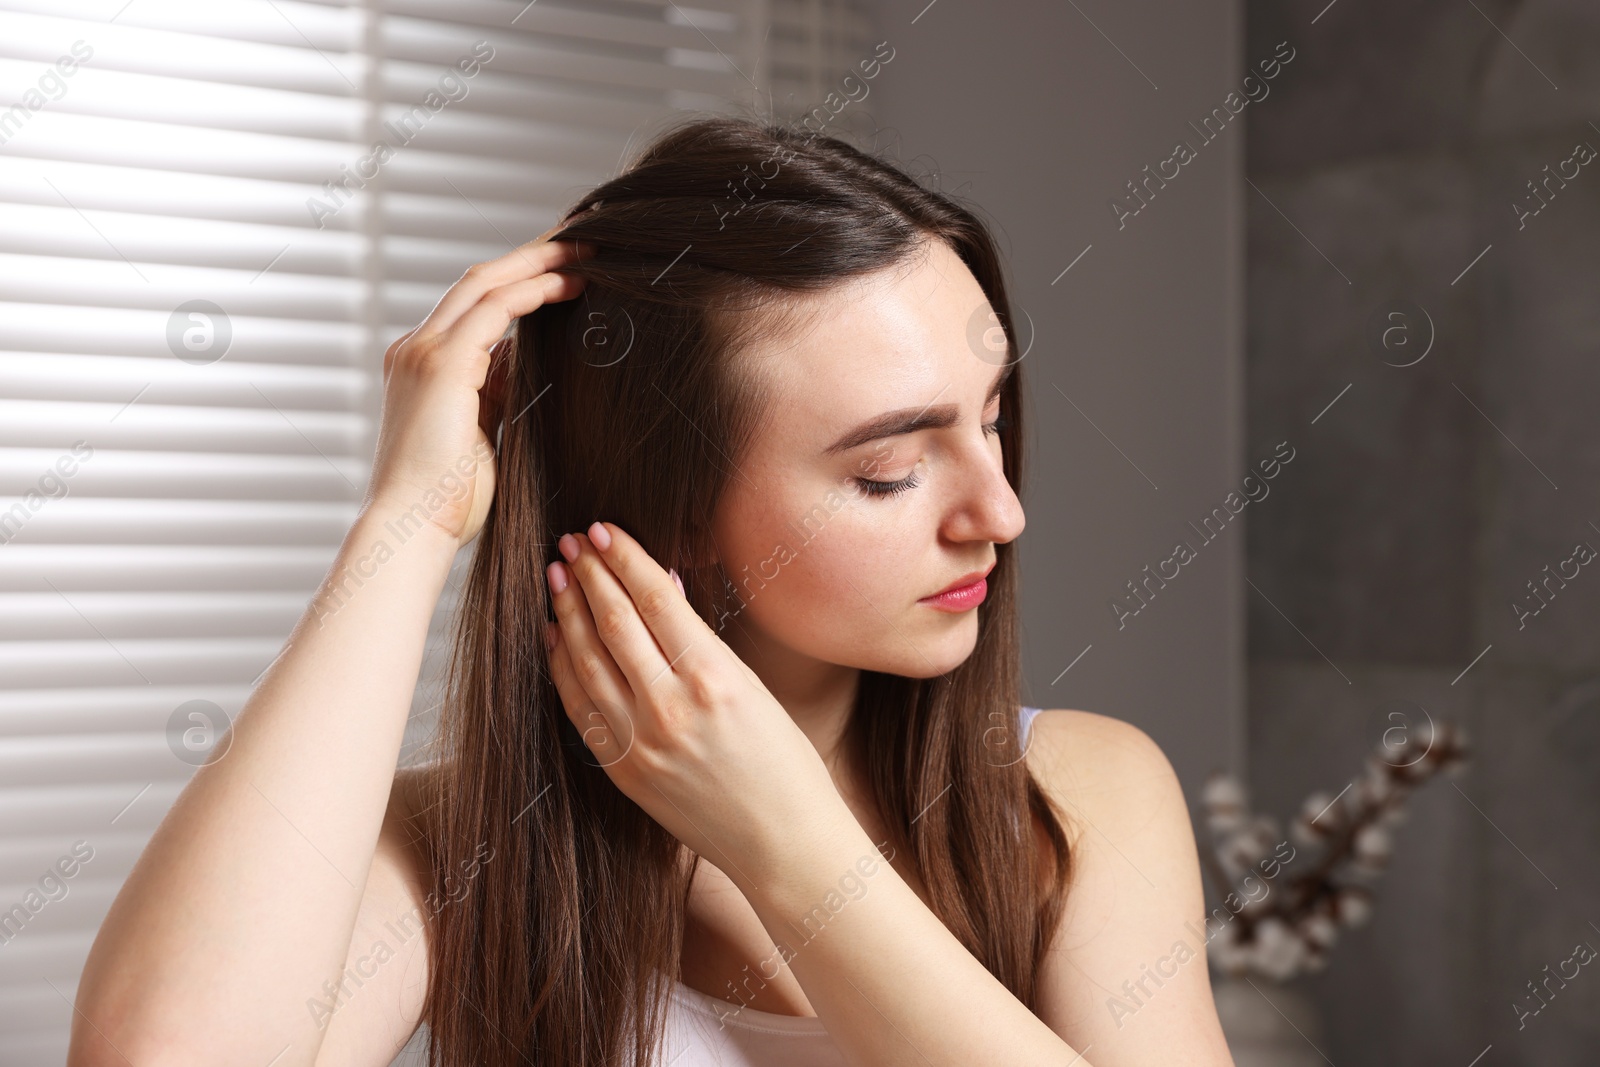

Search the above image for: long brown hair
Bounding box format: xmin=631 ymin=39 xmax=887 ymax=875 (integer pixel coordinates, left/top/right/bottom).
xmin=412 ymin=113 xmax=1073 ymax=1066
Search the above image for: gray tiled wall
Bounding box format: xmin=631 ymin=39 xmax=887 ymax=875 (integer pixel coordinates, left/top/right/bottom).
xmin=1246 ymin=0 xmax=1600 ymax=1061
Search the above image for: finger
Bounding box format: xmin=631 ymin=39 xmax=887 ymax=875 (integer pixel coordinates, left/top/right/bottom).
xmin=383 ymin=325 xmax=420 ymax=380
xmin=479 ymin=333 xmax=515 ymax=442
xmin=547 ymin=557 xmax=636 ymax=715
xmin=444 ymin=272 xmax=587 ymax=390
xmin=559 ymin=532 xmax=679 ymax=699
xmin=416 ymin=238 xmax=594 ymax=340
xmin=545 ymin=615 xmax=628 ymax=760
xmin=544 ymin=619 xmax=583 ymax=726
xmin=568 ymin=524 xmax=716 ymax=687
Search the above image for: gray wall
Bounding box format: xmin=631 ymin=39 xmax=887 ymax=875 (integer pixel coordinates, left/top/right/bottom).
xmin=1246 ymin=0 xmax=1600 ymax=1062
xmin=869 ymin=0 xmax=1600 ymax=1060
xmin=864 ymin=0 xmax=1246 ymax=804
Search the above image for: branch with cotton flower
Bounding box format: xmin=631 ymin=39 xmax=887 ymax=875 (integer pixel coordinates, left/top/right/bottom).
xmin=1199 ymin=715 xmax=1470 ymax=981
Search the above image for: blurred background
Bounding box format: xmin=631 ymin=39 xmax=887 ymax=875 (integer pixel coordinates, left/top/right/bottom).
xmin=0 ymin=0 xmax=1596 ymax=1063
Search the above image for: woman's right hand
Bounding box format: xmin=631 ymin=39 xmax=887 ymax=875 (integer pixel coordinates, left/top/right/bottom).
xmin=363 ymin=230 xmax=590 ymax=548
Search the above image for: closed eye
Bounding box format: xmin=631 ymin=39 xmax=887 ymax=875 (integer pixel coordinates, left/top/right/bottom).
xmin=853 ymin=413 xmax=1008 ymax=498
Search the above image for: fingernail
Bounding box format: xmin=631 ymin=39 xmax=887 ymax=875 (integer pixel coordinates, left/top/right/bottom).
xmin=547 ymin=560 xmax=569 ymax=595
xmin=558 ymin=534 xmax=579 ymax=563
xmin=670 ymin=567 xmax=685 ymax=597
xmin=588 ymin=521 xmax=612 ymax=551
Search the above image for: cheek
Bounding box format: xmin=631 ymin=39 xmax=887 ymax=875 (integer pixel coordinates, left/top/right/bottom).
xmin=722 ymin=487 xmax=918 ymax=636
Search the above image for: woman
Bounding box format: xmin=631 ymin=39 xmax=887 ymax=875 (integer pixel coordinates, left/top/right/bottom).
xmin=70 ymin=116 xmax=1235 ymax=1066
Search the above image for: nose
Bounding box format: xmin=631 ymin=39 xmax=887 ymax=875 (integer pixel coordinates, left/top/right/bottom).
xmin=944 ymin=441 xmax=1026 ymax=546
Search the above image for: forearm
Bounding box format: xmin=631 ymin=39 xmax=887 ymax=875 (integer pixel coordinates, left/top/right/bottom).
xmin=74 ymin=503 xmax=458 ymax=1065
xmin=746 ymin=802 xmax=1094 ymax=1067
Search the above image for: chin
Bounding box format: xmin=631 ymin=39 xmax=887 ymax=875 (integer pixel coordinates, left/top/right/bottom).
xmin=871 ymin=615 xmax=981 ymax=678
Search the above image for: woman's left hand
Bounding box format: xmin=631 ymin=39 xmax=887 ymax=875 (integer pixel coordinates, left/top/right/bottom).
xmin=543 ymin=522 xmax=846 ymax=889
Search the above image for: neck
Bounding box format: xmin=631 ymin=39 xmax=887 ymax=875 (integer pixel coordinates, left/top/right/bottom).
xmin=716 ymin=615 xmax=862 ymax=793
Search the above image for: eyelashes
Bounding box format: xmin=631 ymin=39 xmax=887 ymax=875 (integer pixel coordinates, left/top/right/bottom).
xmin=856 ymin=470 xmax=922 ymax=498
xmin=853 ymin=416 xmax=1009 ymax=499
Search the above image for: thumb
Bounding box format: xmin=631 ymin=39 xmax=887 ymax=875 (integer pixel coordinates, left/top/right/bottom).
xmin=479 ymin=332 xmax=516 ymax=444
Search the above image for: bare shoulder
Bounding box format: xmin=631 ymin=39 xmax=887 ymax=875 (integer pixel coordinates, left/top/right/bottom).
xmin=1023 ymin=711 xmax=1235 ymax=1063
xmin=1025 ymin=709 xmax=1182 ymax=849
xmin=313 ymin=761 xmax=441 ymax=1065
xmin=1028 ymin=707 xmax=1166 ymax=759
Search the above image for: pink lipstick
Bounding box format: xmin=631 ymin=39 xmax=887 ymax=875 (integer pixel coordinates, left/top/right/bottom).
xmin=919 ymin=564 xmax=993 ymax=612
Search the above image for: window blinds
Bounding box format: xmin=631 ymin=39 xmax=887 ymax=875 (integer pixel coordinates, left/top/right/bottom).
xmin=0 ymin=0 xmax=875 ymax=1061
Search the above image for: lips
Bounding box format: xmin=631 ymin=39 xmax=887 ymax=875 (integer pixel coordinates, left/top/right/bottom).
xmin=926 ymin=562 xmax=995 ymax=599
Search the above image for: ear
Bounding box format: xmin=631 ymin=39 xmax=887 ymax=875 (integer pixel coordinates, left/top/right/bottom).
xmin=679 ymin=526 xmax=724 ymax=572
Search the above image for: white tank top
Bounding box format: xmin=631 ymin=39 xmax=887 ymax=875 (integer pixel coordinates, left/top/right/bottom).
xmin=657 ymin=705 xmax=1045 ymax=1066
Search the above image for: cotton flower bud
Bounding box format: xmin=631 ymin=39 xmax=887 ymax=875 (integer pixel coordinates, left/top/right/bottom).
xmin=1352 ymin=824 xmax=1392 ymax=869
xmin=1298 ymin=912 xmax=1339 ymax=951
xmin=1202 ymin=776 xmax=1248 ymax=822
xmin=1300 ymin=790 xmax=1333 ymax=821
xmin=1235 ymin=891 xmax=1273 ymax=922
xmin=1208 ymin=809 xmax=1247 ymax=837
xmin=1222 ymin=823 xmax=1274 ymax=870
xmin=1229 ymin=816 xmax=1279 ymax=865
xmin=1203 ymin=774 xmax=1248 ymax=835
xmin=1356 ymin=759 xmax=1398 ymax=805
xmin=1252 ymin=917 xmax=1308 ymax=981
xmin=1290 ymin=804 xmax=1335 ymax=848
xmin=1210 ymin=923 xmax=1251 ymax=977
xmin=1299 ymin=790 xmax=1344 ymax=832
xmin=1289 ymin=815 xmax=1322 ymax=848
xmin=1393 ymin=750 xmax=1437 ymax=784
xmin=1334 ymin=885 xmax=1373 ymax=927
xmin=1220 ymin=835 xmax=1261 ymax=875
xmin=1396 ymin=714 xmax=1438 ymax=752
xmin=1302 ymin=947 xmax=1329 ymax=973
xmin=1203 ymin=773 xmax=1247 ymax=810
xmin=1436 ymin=726 xmax=1471 ymax=776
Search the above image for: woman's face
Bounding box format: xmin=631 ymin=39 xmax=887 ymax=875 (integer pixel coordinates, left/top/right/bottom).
xmin=709 ymin=238 xmax=1026 ymax=682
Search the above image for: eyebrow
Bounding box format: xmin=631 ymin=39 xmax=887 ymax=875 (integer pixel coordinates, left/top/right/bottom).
xmin=821 ymin=361 xmax=1016 ymax=457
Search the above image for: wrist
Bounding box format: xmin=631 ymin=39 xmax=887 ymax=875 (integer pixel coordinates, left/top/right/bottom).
xmin=317 ymin=501 xmax=462 ymax=613
xmin=745 ymin=798 xmax=887 ymax=924
xmin=354 ymin=497 xmax=464 ymax=564
xmin=290 ymin=500 xmax=463 ymax=643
